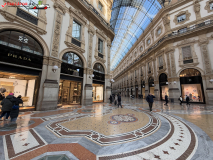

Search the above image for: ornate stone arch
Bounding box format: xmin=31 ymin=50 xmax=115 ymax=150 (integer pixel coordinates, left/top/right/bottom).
xmin=59 ymin=48 xmax=87 ymax=68
xmin=177 ymin=67 xmax=205 ymax=77
xmin=0 ymin=22 xmax=50 ymax=57
xmin=92 ymin=60 xmax=107 ymax=75
xmin=157 ymin=72 xmax=169 ymax=81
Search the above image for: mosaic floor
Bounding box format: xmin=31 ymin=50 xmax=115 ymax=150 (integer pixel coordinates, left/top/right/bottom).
xmin=0 ymin=97 xmax=213 ymax=160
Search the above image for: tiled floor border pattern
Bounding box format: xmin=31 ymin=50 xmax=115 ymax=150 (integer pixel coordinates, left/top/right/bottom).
xmin=3 ymin=129 xmax=47 ymax=159
xmin=46 ymin=109 xmax=161 ymax=145
xmin=98 ymin=113 xmax=196 ymax=160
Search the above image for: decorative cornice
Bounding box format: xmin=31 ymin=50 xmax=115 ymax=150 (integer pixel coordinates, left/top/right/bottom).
xmin=69 ymin=7 xmax=87 ymax=25
xmin=64 ymin=41 xmax=85 ymax=54
xmin=54 ymin=0 xmax=66 ymax=14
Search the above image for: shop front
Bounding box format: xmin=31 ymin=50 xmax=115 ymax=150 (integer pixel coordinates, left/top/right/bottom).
xmin=93 ymin=63 xmax=105 ymax=103
xmin=141 ymin=80 xmax=145 ymax=98
xmin=58 ymin=52 xmax=83 ymax=106
xmin=180 ymin=68 xmax=205 ymax=103
xmin=0 ymin=30 xmax=43 ymax=108
xmin=148 ymin=77 xmax=155 ymax=95
xmin=135 ymin=85 xmax=138 ymax=98
xmin=159 ymin=73 xmax=169 ymax=100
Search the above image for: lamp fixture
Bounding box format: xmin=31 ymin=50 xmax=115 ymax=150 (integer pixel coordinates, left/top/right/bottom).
xmin=209 ymin=79 xmax=213 ymax=83
xmin=173 ymin=81 xmax=177 ymax=84
xmin=89 ymin=74 xmax=95 ymax=79
xmin=52 ymin=65 xmax=58 ymax=73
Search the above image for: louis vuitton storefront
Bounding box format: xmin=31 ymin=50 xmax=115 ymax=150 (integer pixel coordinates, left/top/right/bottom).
xmin=0 ymin=30 xmax=43 ymax=108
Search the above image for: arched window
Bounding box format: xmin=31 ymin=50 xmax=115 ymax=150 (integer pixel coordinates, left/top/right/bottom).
xmin=93 ymin=63 xmax=104 ymax=73
xmin=62 ymin=52 xmax=83 ymax=67
xmin=0 ymin=30 xmax=43 ymax=56
xmin=180 ymin=68 xmax=201 ymax=77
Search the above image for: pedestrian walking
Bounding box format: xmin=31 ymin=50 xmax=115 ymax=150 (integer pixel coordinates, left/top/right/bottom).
xmin=0 ymin=93 xmax=15 ymax=121
xmin=109 ymin=94 xmax=113 ymax=104
xmin=10 ymin=95 xmax=23 ymax=122
xmin=118 ymin=94 xmax=122 ymax=108
xmin=164 ymin=95 xmax=168 ymax=106
xmin=186 ymin=95 xmax=190 ymax=105
xmin=146 ymin=93 xmax=155 ymax=112
xmin=179 ymin=96 xmax=183 ymax=105
xmin=114 ymin=95 xmax=118 ymax=105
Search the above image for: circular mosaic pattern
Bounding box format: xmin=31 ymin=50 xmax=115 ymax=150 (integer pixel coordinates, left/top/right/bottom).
xmin=110 ymin=114 xmax=138 ymax=123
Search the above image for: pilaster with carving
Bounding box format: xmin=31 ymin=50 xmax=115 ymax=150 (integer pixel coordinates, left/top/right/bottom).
xmin=51 ymin=11 xmax=63 ymax=57
xmin=162 ymin=14 xmax=170 ymax=34
xmin=166 ymin=52 xmax=171 ymax=77
xmin=95 ymin=29 xmax=107 ymax=63
xmin=107 ymin=38 xmax=111 ymax=74
xmin=199 ymin=35 xmax=212 ymax=75
xmin=193 ymin=0 xmax=201 ymax=22
xmin=88 ymin=24 xmax=95 ymax=68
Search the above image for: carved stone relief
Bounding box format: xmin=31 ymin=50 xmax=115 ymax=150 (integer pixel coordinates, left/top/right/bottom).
xmin=162 ymin=14 xmax=170 ymax=33
xmin=51 ymin=11 xmax=63 ymax=57
xmin=88 ymin=24 xmax=95 ymax=68
xmin=193 ymin=0 xmax=201 ymax=20
xmin=199 ymin=36 xmax=212 ymax=75
xmin=205 ymin=0 xmax=213 ymax=13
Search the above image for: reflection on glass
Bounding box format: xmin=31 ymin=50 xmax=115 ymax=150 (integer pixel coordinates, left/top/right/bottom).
xmin=62 ymin=52 xmax=83 ymax=67
xmin=161 ymin=85 xmax=169 ymax=100
xmin=58 ymin=80 xmax=81 ymax=105
xmin=180 ymin=68 xmax=201 ymax=77
xmin=72 ymin=20 xmax=81 ymax=41
xmin=181 ymin=84 xmax=203 ymax=102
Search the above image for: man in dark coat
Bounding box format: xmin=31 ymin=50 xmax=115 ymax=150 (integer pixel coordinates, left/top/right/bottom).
xmin=117 ymin=94 xmax=122 ymax=108
xmin=10 ymin=95 xmax=23 ymax=122
xmin=186 ymin=95 xmax=190 ymax=105
xmin=164 ymin=95 xmax=168 ymax=106
xmin=0 ymin=93 xmax=15 ymax=120
xmin=146 ymin=93 xmax=156 ymax=112
xmin=109 ymin=94 xmax=112 ymax=104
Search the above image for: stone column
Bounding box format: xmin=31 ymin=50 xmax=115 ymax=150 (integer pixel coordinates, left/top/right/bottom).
xmin=199 ymin=35 xmax=213 ymax=104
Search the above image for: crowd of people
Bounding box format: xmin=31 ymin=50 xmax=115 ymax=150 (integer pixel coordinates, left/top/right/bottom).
xmin=109 ymin=93 xmax=192 ymax=112
xmin=0 ymin=93 xmax=23 ymax=122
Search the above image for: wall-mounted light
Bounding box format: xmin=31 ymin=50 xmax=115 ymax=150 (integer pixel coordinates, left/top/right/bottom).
xmin=173 ymin=81 xmax=177 ymax=84
xmin=152 ymin=84 xmax=154 ymax=86
xmin=52 ymin=65 xmax=58 ymax=73
xmin=209 ymin=79 xmax=213 ymax=83
xmin=89 ymin=74 xmax=95 ymax=79
xmin=166 ymin=82 xmax=168 ymax=84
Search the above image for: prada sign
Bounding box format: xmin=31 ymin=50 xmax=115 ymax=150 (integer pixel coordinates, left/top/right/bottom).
xmin=0 ymin=44 xmax=43 ymax=69
xmin=61 ymin=63 xmax=83 ymax=77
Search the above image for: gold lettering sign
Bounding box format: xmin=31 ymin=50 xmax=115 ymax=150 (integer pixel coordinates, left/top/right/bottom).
xmin=68 ymin=68 xmax=78 ymax=72
xmin=8 ymin=53 xmax=31 ymax=62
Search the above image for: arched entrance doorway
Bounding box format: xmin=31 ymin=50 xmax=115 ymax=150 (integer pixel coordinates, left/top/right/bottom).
xmin=148 ymin=77 xmax=154 ymax=95
xmin=0 ymin=30 xmax=44 ymax=108
xmin=180 ymin=68 xmax=205 ymax=103
xmin=93 ymin=63 xmax=105 ymax=103
xmin=58 ymin=52 xmax=83 ymax=105
xmin=159 ymin=73 xmax=169 ymax=100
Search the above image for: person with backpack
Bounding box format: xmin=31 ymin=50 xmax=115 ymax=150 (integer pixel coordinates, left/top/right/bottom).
xmin=164 ymin=95 xmax=168 ymax=106
xmin=118 ymin=94 xmax=122 ymax=108
xmin=146 ymin=93 xmax=155 ymax=112
xmin=10 ymin=95 xmax=23 ymax=122
xmin=0 ymin=93 xmax=15 ymax=121
xmin=186 ymin=95 xmax=190 ymax=105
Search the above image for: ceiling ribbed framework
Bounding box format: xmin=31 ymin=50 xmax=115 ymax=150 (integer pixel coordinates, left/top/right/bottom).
xmin=110 ymin=0 xmax=163 ymax=71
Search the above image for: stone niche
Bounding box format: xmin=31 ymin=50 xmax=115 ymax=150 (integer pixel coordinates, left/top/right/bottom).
xmin=39 ymin=79 xmax=59 ymax=111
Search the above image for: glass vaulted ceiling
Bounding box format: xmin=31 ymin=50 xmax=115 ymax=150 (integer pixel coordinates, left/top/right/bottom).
xmin=110 ymin=0 xmax=163 ymax=71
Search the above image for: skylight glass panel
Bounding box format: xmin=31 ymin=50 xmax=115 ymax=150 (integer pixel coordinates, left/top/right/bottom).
xmin=110 ymin=0 xmax=163 ymax=71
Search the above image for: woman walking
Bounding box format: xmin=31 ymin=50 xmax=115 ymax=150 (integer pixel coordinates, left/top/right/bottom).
xmin=114 ymin=95 xmax=118 ymax=105
xmin=0 ymin=93 xmax=15 ymax=121
xmin=179 ymin=96 xmax=183 ymax=105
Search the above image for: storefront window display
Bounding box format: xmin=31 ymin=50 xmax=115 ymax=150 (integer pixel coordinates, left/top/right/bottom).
xmin=180 ymin=68 xmax=204 ymax=103
xmin=161 ymin=86 xmax=169 ymax=100
xmin=181 ymin=84 xmax=203 ymax=102
xmin=92 ymin=84 xmax=104 ymax=102
xmin=148 ymin=77 xmax=155 ymax=95
xmin=0 ymin=72 xmax=39 ymax=107
xmin=159 ymin=73 xmax=169 ymax=100
xmin=58 ymin=80 xmax=82 ymax=105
